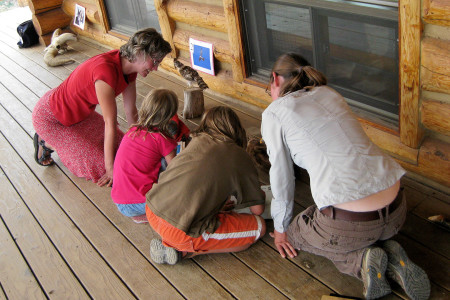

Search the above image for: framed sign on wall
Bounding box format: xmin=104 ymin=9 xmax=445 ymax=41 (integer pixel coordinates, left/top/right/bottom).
xmin=189 ymin=38 xmax=215 ymax=76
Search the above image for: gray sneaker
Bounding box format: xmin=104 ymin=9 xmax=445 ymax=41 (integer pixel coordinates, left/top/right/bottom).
xmin=361 ymin=247 xmax=391 ymax=299
xmin=150 ymin=239 xmax=181 ymax=265
xmin=382 ymin=240 xmax=430 ymax=300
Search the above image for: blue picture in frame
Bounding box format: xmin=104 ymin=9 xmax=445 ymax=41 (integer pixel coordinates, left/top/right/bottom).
xmin=189 ymin=38 xmax=215 ymax=76
xmin=193 ymin=45 xmax=211 ymax=70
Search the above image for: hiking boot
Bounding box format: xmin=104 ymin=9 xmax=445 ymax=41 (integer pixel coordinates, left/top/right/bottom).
xmin=150 ymin=239 xmax=181 ymax=265
xmin=382 ymin=240 xmax=430 ymax=300
xmin=361 ymin=247 xmax=391 ymax=299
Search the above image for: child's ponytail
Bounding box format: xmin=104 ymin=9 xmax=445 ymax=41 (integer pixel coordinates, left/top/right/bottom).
xmin=271 ymin=53 xmax=327 ymax=97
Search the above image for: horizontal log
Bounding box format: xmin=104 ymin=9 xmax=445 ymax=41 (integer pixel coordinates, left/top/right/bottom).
xmin=32 ymin=7 xmax=72 ymax=36
xmin=423 ymin=0 xmax=450 ymax=26
xmin=421 ymin=38 xmax=450 ymax=93
xmin=421 ymin=100 xmax=450 ymax=136
xmin=28 ymin=0 xmax=63 ymax=14
xmin=422 ymin=38 xmax=450 ymax=77
xmin=167 ymin=0 xmax=227 ymax=33
xmin=398 ymin=138 xmax=450 ymax=188
xmin=70 ymin=24 xmax=126 ymax=50
xmin=39 ymin=32 xmax=53 ymax=46
xmin=359 ymin=121 xmax=419 ymax=164
xmin=62 ymin=0 xmax=101 ymax=25
xmin=172 ymin=29 xmax=233 ymax=64
xmin=421 ymin=66 xmax=450 ymax=94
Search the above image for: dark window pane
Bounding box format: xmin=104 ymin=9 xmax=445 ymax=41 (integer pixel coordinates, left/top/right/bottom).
xmin=317 ymin=12 xmax=399 ymax=114
xmin=241 ymin=0 xmax=399 ymax=119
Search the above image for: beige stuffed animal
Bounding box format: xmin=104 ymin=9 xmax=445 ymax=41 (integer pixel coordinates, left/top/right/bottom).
xmin=44 ymin=28 xmax=77 ymax=67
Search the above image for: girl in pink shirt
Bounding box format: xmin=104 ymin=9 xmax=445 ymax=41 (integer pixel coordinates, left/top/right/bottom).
xmin=112 ymin=89 xmax=188 ymax=223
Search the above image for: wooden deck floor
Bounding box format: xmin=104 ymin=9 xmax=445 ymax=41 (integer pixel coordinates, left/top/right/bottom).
xmin=0 ymin=7 xmax=449 ymax=300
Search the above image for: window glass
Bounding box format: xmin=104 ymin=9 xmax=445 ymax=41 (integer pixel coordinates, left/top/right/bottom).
xmin=241 ymin=0 xmax=399 ymax=119
xmin=105 ymin=0 xmax=161 ymax=35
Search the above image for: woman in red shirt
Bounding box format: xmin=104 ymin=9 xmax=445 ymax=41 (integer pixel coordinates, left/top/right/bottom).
xmin=32 ymin=28 xmax=171 ymax=187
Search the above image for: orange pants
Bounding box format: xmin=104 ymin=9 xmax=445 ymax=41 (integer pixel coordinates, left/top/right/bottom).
xmin=146 ymin=205 xmax=263 ymax=253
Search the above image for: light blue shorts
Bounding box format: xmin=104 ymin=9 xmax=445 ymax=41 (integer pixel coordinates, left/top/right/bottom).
xmin=116 ymin=203 xmax=146 ymax=217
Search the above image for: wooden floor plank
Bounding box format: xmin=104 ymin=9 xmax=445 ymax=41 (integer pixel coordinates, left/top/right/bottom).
xmin=400 ymin=214 xmax=450 ymax=259
xmin=0 ymin=83 xmax=34 ymax=135
xmin=191 ymin=253 xmax=288 ymax=299
xmin=0 ymin=42 xmax=62 ymax=89
xmin=0 ymin=108 xmax=135 ymax=299
xmin=0 ymin=67 xmax=40 ymax=110
xmin=0 ymin=169 xmax=88 ymax=299
xmin=234 ymin=242 xmax=333 ymax=299
xmin=0 ymin=208 xmax=46 ymax=300
xmin=0 ymin=35 xmax=78 ymax=81
xmin=0 ymin=51 xmax=50 ymax=98
xmin=58 ymin=166 xmax=234 ymax=300
xmin=0 ymin=102 xmax=185 ymax=299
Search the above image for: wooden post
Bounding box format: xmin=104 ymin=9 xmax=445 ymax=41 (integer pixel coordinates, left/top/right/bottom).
xmin=183 ymin=88 xmax=204 ymax=119
xmin=154 ymin=0 xmax=177 ymax=58
xmin=223 ymin=0 xmax=245 ymax=82
xmin=399 ymin=0 xmax=423 ymax=149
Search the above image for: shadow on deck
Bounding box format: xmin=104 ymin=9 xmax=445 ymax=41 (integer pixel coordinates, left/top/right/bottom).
xmin=0 ymin=7 xmax=449 ymax=300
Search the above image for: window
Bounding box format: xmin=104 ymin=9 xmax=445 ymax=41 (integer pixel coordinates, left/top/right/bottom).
xmin=240 ymin=0 xmax=399 ymax=120
xmin=104 ymin=0 xmax=161 ymax=35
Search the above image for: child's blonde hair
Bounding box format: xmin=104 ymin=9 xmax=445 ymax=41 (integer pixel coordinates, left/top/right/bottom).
xmin=133 ymin=89 xmax=178 ymax=138
xmin=193 ymin=106 xmax=247 ymax=148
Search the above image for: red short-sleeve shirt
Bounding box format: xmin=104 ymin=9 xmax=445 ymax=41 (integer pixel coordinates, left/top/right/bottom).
xmin=49 ymin=50 xmax=137 ymax=126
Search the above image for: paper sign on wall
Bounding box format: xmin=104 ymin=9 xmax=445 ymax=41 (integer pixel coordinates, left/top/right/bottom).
xmin=189 ymin=38 xmax=215 ymax=76
xmin=74 ymin=4 xmax=86 ymax=30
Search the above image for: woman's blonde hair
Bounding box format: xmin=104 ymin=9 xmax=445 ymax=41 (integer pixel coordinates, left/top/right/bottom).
xmin=119 ymin=28 xmax=171 ymax=62
xmin=193 ymin=106 xmax=247 ymax=148
xmin=133 ymin=89 xmax=178 ymax=138
xmin=269 ymin=53 xmax=327 ymax=97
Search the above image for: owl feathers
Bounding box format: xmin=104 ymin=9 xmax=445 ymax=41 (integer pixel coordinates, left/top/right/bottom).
xmin=174 ymin=58 xmax=208 ymax=90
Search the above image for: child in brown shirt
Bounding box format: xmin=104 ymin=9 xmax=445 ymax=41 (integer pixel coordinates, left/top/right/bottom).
xmin=146 ymin=106 xmax=266 ymax=265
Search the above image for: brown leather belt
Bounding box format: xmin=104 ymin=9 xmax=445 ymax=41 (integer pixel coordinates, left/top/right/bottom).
xmin=320 ymin=189 xmax=403 ymax=222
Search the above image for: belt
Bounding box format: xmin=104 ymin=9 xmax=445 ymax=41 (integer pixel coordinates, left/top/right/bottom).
xmin=320 ymin=189 xmax=403 ymax=222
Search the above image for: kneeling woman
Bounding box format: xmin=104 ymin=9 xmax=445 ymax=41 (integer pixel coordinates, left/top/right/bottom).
xmin=146 ymin=106 xmax=266 ymax=264
xmin=263 ymin=53 xmax=429 ymax=300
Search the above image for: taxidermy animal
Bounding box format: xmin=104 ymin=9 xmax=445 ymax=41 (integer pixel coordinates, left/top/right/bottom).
xmin=173 ymin=58 xmax=208 ymax=90
xmin=44 ymin=28 xmax=77 ymax=67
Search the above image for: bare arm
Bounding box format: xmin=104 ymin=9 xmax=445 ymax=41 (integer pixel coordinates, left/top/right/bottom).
xmin=122 ymin=80 xmax=138 ymax=128
xmin=95 ymin=80 xmax=117 ymax=187
xmin=164 ymin=149 xmax=176 ymax=165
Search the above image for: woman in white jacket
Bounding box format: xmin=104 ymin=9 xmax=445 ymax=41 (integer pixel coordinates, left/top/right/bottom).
xmin=262 ymin=53 xmax=429 ymax=300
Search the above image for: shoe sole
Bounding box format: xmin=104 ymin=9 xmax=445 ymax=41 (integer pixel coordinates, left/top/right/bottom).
xmin=131 ymin=215 xmax=148 ymax=224
xmin=150 ymin=239 xmax=179 ymax=265
xmin=362 ymin=247 xmax=391 ymax=299
xmin=383 ymin=240 xmax=430 ymax=300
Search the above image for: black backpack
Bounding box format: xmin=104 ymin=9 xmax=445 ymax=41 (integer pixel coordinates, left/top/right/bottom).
xmin=17 ymin=20 xmax=39 ymax=48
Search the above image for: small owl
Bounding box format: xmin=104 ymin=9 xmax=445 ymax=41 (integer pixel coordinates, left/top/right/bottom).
xmin=174 ymin=58 xmax=208 ymax=90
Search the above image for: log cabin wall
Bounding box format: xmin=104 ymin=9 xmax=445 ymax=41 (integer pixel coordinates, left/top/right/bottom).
xmin=26 ymin=0 xmax=449 ymax=189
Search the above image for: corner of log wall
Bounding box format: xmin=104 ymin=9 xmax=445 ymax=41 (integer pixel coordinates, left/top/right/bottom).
xmin=28 ymin=0 xmax=72 ymax=46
